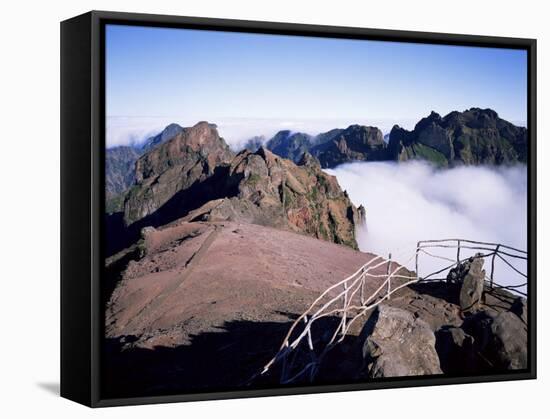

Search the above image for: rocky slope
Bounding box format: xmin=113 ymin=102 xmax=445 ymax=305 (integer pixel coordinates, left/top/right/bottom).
xmin=103 ymin=222 xmax=528 ymax=397
xmin=103 ymin=220 xmax=381 ymax=398
xmin=387 ymin=108 xmax=527 ymax=166
xmin=122 ymin=121 xmax=235 ymax=226
xmin=119 ymin=122 xmax=361 ymax=249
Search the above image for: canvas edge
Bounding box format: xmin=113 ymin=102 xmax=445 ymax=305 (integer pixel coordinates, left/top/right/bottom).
xmin=60 ymin=9 xmax=537 ymax=408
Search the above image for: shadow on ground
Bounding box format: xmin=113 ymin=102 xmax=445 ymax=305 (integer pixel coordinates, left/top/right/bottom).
xmin=102 ymin=316 xmax=362 ymax=399
xmin=36 ymin=382 xmax=60 ymax=396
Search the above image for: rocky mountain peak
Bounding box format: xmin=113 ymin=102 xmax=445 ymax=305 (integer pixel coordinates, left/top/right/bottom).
xmin=122 ymin=122 xmax=235 ymax=226
xmin=388 ymin=108 xmax=526 ymax=166
xmin=414 ymin=110 xmax=442 ymax=131
xmin=112 ymin=123 xmax=361 ymax=250
xmin=134 ymin=121 xmax=233 ymax=184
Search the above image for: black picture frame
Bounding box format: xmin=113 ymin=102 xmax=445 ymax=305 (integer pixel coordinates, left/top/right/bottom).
xmin=60 ymin=10 xmax=537 ymax=408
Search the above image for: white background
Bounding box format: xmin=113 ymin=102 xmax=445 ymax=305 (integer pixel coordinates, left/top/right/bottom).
xmin=0 ymin=0 xmax=547 ymax=417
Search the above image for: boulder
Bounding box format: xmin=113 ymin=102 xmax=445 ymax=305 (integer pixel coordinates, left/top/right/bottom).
xmin=360 ymin=305 xmax=442 ymax=378
xmin=462 ymin=310 xmax=527 ymax=371
xmin=447 ymin=255 xmax=485 ymax=313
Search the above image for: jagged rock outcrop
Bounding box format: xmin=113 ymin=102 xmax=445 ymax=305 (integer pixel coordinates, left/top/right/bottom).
xmin=183 ymin=147 xmax=361 ymax=249
xmin=310 ymin=125 xmax=388 ymax=168
xmin=388 ymin=108 xmax=527 ymax=166
xmin=123 ymin=121 xmax=235 ymax=226
xmin=446 ymin=255 xmax=486 ymax=314
xmin=120 ymin=122 xmax=361 ymax=249
xmin=360 ymin=305 xmax=442 ymax=377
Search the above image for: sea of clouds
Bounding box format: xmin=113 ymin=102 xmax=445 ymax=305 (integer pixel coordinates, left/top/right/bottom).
xmin=327 ymin=161 xmax=528 ymax=290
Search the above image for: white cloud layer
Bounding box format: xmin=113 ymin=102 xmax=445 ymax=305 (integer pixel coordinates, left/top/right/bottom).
xmin=327 ymin=161 xmax=528 ymax=291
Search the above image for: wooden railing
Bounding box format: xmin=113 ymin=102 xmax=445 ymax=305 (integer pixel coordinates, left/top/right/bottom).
xmin=253 ymin=238 xmax=528 ymax=385
xmin=416 ymin=239 xmax=527 ymax=296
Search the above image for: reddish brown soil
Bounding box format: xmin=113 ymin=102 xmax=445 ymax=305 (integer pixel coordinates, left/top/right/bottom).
xmin=106 ymin=221 xmax=387 ymax=348
xmin=103 ymin=220 xmax=520 ymax=398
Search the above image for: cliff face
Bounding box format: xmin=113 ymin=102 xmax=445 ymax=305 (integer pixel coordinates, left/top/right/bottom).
xmin=260 ymin=125 xmax=388 ymax=168
xmin=186 ymin=147 xmax=360 ymax=249
xmin=310 ymin=125 xmax=387 ymax=168
xmin=388 ymin=108 xmax=527 ymax=166
xmin=265 ymin=130 xmax=314 ymax=163
xmin=121 ymin=123 xmax=361 ymax=249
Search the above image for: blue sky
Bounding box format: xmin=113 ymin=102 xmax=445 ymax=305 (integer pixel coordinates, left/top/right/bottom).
xmin=106 ymin=24 xmax=527 ymax=147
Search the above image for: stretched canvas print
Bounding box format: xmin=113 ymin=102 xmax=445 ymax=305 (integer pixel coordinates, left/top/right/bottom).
xmin=60 ymin=11 xmax=536 ymax=406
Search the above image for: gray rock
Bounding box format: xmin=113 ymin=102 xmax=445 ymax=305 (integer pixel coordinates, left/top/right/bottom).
xmin=361 ymin=305 xmax=442 ymax=378
xmin=457 ymin=255 xmax=486 ymax=313
xmin=463 ymin=310 xmax=527 ymax=371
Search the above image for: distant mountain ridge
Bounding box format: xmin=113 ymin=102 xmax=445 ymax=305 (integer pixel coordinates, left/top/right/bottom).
xmin=387 ymin=108 xmax=527 ymax=166
xmin=105 ymin=123 xmax=184 ymax=209
xmin=240 ymin=108 xmax=526 ymax=169
xmin=106 ymin=108 xmax=527 ymax=213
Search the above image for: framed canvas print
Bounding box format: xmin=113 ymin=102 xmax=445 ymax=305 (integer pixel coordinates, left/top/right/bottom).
xmin=60 ymin=10 xmax=536 ymax=407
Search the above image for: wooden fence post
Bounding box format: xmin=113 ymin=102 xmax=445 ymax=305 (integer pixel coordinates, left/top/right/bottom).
xmin=342 ymin=282 xmax=348 ymax=333
xmin=490 ymin=244 xmax=500 ymax=290
xmin=416 ymin=241 xmax=420 ymax=280
xmin=387 ymin=253 xmax=392 ymax=299
xmin=360 ymin=266 xmax=365 ymax=305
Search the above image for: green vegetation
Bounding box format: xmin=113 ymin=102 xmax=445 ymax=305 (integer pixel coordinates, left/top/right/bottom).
xmin=411 ymin=143 xmax=448 ymax=167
